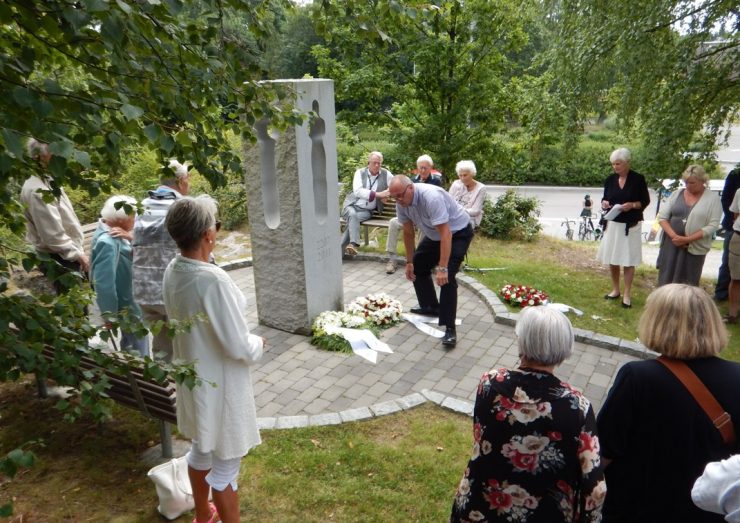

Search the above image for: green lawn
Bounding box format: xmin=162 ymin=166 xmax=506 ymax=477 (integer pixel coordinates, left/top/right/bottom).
xmin=0 ymin=380 xmax=470 ymax=522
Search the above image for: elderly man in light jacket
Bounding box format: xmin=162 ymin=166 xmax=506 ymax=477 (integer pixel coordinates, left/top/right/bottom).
xmin=21 ymin=138 xmax=89 ymax=293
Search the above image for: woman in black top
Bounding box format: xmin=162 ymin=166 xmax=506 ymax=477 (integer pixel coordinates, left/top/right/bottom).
xmin=596 ymin=148 xmax=650 ymax=308
xmin=597 ymin=284 xmax=740 ymax=523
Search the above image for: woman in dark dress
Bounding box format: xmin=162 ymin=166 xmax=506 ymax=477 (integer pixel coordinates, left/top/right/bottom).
xmin=657 ymin=164 xmax=722 ymax=286
xmin=597 ymin=284 xmax=740 ymax=523
xmin=596 ymin=147 xmax=651 ymax=308
xmin=450 ymin=306 xmax=606 ymax=523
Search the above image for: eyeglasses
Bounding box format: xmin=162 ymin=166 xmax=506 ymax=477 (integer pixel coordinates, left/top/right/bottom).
xmin=215 ymin=220 xmax=222 ymax=232
xmin=392 ymin=185 xmax=412 ymax=200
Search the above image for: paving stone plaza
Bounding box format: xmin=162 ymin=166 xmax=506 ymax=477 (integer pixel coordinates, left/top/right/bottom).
xmin=221 ymin=255 xmax=650 ymax=431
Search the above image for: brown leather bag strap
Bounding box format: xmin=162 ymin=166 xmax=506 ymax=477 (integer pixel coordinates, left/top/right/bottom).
xmin=657 ymin=357 xmax=736 ymax=447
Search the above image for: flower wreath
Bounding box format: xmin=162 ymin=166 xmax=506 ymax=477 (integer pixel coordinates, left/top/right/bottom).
xmin=311 ymin=293 xmax=403 ymax=353
xmin=499 ymin=284 xmax=549 ymax=308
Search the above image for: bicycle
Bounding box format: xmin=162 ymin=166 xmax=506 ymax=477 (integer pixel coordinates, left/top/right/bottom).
xmin=578 ymin=213 xmax=597 ymax=241
xmin=561 ymin=218 xmax=576 ymax=240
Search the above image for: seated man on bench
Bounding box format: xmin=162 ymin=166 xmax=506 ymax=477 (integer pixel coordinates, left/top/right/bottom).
xmin=385 ymin=154 xmax=442 ymax=273
xmin=341 ymin=151 xmax=393 ymax=257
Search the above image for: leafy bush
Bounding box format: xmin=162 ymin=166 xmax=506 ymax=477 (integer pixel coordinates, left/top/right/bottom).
xmin=479 ymin=189 xmax=542 ymax=241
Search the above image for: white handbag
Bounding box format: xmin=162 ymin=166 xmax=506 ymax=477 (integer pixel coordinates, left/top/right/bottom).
xmin=147 ymin=456 xmax=195 ymax=520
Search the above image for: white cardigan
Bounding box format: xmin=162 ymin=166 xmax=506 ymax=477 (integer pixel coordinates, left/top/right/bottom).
xmin=163 ymin=256 xmax=263 ymax=459
xmin=658 ymin=188 xmax=722 ymax=255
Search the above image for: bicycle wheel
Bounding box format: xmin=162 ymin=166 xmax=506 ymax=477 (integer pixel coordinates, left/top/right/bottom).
xmin=578 ymin=222 xmax=587 ymax=241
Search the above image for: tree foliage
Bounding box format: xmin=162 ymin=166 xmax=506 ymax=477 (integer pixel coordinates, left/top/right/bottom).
xmin=312 ymin=0 xmax=532 ymax=179
xmin=0 ymin=0 xmax=298 ymax=451
xmin=550 ymin=0 xmax=740 ymax=177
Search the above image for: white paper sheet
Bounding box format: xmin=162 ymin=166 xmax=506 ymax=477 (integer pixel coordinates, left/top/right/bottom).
xmin=403 ymin=312 xmax=462 ymax=326
xmin=547 ymin=302 xmax=584 ymax=316
xmin=603 ymin=204 xmax=624 ymax=221
xmin=324 ymin=326 xmax=392 ymax=362
xmin=402 ymin=313 xmax=446 ymax=338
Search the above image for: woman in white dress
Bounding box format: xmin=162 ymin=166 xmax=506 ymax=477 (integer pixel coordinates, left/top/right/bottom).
xmin=163 ymin=196 xmax=264 ymax=523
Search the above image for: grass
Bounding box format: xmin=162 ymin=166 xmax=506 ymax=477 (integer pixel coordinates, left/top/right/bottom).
xmin=0 ymin=377 xmax=469 ymax=522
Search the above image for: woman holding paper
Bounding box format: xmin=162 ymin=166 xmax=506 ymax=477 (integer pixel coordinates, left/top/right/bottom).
xmin=657 ymin=164 xmax=722 ymax=286
xmin=596 ymin=147 xmax=650 ymax=308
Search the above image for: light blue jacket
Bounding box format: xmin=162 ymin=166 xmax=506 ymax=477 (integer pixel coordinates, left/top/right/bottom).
xmin=91 ymin=220 xmax=141 ymax=319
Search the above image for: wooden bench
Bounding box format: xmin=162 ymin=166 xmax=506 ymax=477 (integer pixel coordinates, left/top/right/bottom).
xmin=37 ymin=343 xmax=178 ymax=458
xmin=341 ymin=199 xmax=397 ymax=246
xmin=81 ymin=222 xmax=97 ymax=257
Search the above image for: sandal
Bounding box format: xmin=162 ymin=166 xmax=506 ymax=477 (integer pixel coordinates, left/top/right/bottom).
xmin=193 ymin=502 xmax=219 ymax=523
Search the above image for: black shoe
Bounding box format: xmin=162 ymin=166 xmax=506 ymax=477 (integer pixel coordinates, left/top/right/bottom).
xmin=410 ymin=306 xmax=439 ymax=316
xmin=621 ymin=301 xmax=632 ymax=308
xmin=442 ymin=327 xmax=457 ymax=347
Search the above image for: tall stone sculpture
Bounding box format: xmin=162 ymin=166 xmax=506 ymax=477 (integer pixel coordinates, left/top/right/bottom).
xmin=243 ymin=79 xmax=343 ymax=334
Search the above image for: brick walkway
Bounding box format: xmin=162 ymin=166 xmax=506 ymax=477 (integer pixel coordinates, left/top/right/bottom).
xmin=222 ymin=256 xmax=647 ymax=429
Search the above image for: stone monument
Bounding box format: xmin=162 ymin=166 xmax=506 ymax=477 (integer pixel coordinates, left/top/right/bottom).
xmin=243 ymin=79 xmax=343 ymax=334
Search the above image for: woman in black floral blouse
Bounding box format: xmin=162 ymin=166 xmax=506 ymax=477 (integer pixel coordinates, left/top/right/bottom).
xmin=450 ymin=306 xmax=606 ymax=523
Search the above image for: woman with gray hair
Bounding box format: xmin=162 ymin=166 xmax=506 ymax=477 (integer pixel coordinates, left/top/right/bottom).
xmin=448 ymin=160 xmax=487 ymax=228
xmin=90 ymin=195 xmax=147 ymax=356
xmin=162 ymin=196 xmax=264 ymax=523
xmin=596 ymin=147 xmax=650 ymax=308
xmin=451 ymin=306 xmax=606 ymax=522
xmin=657 ymin=164 xmax=722 ymax=286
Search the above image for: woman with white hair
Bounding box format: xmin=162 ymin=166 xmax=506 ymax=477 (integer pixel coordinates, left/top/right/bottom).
xmin=163 ymin=196 xmax=264 ymax=523
xmin=448 ymin=160 xmax=487 ymax=228
xmin=90 ymin=195 xmax=147 ymax=356
xmin=596 ymin=147 xmax=650 ymax=308
xmin=657 ymin=164 xmax=722 ymax=286
xmin=450 ymin=306 xmax=606 ymax=522
xmin=597 ymin=284 xmax=740 ymax=522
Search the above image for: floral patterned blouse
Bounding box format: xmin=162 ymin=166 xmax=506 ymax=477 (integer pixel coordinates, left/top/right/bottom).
xmin=450 ymin=368 xmax=606 ymax=523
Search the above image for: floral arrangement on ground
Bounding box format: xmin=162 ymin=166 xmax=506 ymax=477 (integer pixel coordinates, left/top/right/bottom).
xmin=311 ymin=293 xmax=403 ymax=353
xmin=499 ymin=284 xmax=549 ymax=308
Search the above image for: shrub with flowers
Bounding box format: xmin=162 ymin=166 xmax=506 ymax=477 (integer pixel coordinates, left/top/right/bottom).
xmin=311 ymin=293 xmax=403 ymax=353
xmin=499 ymin=284 xmax=549 ymax=308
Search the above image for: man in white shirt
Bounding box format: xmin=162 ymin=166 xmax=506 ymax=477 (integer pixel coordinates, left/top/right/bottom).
xmin=340 ymin=151 xmax=393 ymax=257
xmin=390 ymin=175 xmax=473 ymax=348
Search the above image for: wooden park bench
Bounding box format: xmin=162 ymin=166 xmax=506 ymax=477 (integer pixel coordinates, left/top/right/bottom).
xmin=340 ymin=198 xmax=397 ymax=246
xmin=81 ymin=222 xmax=97 ymax=257
xmin=37 ymin=343 xmax=178 ymax=458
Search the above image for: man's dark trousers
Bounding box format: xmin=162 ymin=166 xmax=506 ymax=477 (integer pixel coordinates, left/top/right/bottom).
xmin=715 ymin=230 xmax=733 ymax=300
xmin=412 ymin=223 xmax=474 ymax=328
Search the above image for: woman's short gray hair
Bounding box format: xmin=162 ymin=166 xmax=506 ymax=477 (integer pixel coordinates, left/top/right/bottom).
xmin=27 ymin=138 xmax=49 ymax=161
xmin=165 ymin=195 xmax=219 ymax=252
xmin=610 ymin=148 xmax=631 ymax=163
xmin=455 ymin=160 xmax=477 ymax=177
xmin=515 ymin=306 xmax=574 ymax=366
xmin=682 ymin=164 xmax=709 ymax=184
xmin=101 ymin=195 xmax=137 ymax=222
